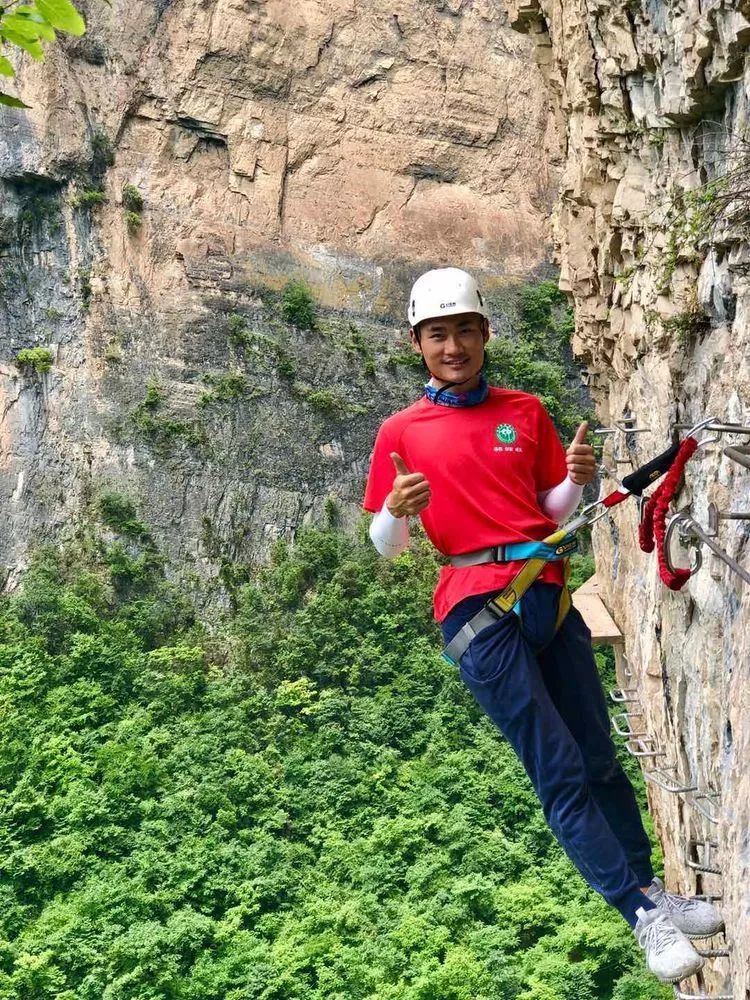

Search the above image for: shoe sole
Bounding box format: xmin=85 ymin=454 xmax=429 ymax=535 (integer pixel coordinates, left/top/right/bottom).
xmin=655 ymin=961 xmax=705 ymax=984
xmin=681 ymin=925 xmax=726 ymax=940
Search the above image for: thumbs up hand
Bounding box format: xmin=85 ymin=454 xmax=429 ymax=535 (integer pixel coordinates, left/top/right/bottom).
xmin=566 ymin=421 xmax=597 ymax=485
xmin=386 ymin=452 xmax=431 ymax=517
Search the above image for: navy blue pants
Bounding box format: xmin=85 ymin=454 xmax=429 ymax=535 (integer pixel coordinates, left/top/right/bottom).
xmin=441 ymin=583 xmax=655 ymax=927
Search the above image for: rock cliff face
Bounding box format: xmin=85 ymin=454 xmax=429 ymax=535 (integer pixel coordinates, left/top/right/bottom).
xmin=0 ymin=1 xmax=557 ymax=592
xmin=508 ymin=2 xmax=750 ymax=996
xmin=6 ymin=2 xmax=748 ymax=992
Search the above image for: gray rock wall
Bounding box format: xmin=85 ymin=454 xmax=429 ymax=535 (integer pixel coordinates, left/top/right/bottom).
xmin=0 ymin=1 xmax=558 ymax=597
xmin=508 ymin=1 xmax=750 ymax=995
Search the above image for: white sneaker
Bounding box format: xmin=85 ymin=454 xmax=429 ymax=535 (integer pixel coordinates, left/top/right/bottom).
xmin=647 ymin=877 xmax=725 ymax=939
xmin=635 ymin=906 xmax=704 ymax=983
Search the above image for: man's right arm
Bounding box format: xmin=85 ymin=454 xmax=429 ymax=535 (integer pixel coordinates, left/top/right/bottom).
xmin=366 ymin=450 xmax=431 ymax=559
xmin=369 ymin=501 xmax=410 ymax=557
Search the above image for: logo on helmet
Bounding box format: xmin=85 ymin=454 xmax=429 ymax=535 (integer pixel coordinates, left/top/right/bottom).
xmin=440 ymin=302 xmax=456 ymax=309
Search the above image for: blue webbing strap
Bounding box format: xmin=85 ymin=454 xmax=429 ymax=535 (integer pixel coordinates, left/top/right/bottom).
xmin=441 ymin=533 xmax=578 ymax=666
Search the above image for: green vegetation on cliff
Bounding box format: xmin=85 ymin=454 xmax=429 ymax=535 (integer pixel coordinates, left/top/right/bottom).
xmin=15 ymin=347 xmax=53 ymax=374
xmin=485 ymin=281 xmax=588 ymax=440
xmin=0 ymin=507 xmax=668 ymax=1000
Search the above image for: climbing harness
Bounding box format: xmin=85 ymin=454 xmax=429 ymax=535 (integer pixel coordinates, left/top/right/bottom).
xmin=441 ymin=436 xmax=683 ymax=667
xmin=449 ymin=538 xmax=578 ymax=567
xmin=443 ymin=413 xmax=750 ymax=666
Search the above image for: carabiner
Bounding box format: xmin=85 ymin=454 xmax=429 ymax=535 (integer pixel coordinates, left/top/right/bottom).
xmin=685 ymin=416 xmax=720 ymax=450
xmin=664 ymin=512 xmax=703 ymax=576
xmin=580 ymin=499 xmax=611 ymax=527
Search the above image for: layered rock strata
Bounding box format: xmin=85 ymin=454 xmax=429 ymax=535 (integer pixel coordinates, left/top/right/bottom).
xmin=1 ymin=1 xmax=557 ymax=588
xmin=508 ymin=2 xmax=750 ymax=995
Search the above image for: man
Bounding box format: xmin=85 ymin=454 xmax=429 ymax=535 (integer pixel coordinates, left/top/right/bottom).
xmin=363 ymin=267 xmax=723 ymax=984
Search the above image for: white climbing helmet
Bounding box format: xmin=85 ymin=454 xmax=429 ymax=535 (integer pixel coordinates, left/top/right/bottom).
xmin=407 ymin=267 xmax=488 ymax=327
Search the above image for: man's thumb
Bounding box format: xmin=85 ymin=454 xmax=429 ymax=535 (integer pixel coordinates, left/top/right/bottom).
xmin=390 ymin=452 xmax=410 ymax=476
xmin=572 ymin=420 xmax=589 ymax=445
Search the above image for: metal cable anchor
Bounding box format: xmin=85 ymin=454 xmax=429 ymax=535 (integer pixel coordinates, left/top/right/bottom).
xmin=674 ymin=419 xmax=750 ymax=442
xmin=621 ymin=653 xmax=634 ymax=680
xmin=593 ymin=415 xmax=648 ymax=466
xmin=694 ymin=947 xmax=730 ymax=958
xmin=664 ymin=512 xmax=750 ymax=586
xmin=723 ymin=443 xmax=750 ymax=469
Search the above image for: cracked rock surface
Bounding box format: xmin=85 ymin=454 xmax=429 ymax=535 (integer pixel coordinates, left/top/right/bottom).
xmin=0 ymin=1 xmax=557 ymax=601
xmin=508 ymin=1 xmax=750 ymax=995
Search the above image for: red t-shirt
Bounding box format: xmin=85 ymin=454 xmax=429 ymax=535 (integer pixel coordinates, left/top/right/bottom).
xmin=363 ymin=387 xmax=569 ymax=621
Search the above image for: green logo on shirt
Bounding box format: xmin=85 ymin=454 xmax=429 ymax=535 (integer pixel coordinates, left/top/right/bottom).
xmin=495 ymin=423 xmax=517 ymax=444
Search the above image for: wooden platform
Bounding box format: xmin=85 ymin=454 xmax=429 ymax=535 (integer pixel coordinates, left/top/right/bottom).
xmin=572 ymin=575 xmax=623 ymax=646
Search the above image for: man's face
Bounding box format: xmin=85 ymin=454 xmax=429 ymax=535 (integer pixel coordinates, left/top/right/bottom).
xmin=410 ymin=312 xmax=489 ymax=387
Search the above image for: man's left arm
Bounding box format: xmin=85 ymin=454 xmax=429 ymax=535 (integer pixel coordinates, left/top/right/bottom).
xmin=537 ymin=420 xmax=597 ymax=522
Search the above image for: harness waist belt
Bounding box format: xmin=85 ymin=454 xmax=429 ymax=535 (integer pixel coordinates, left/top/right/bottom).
xmin=450 ymin=537 xmax=578 ymax=568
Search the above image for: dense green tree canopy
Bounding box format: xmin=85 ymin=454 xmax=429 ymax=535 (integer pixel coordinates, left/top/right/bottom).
xmin=0 ymin=507 xmax=669 ymax=999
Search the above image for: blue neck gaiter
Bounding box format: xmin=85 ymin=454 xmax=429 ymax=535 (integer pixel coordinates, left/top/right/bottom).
xmin=424 ymin=374 xmax=489 ymax=408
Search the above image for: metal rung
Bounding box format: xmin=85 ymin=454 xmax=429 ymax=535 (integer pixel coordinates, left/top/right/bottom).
xmin=708 ymin=502 xmax=750 ymax=534
xmin=626 ymin=737 xmax=666 ymax=759
xmin=687 ymin=790 xmax=721 ymax=825
xmin=610 ymin=687 xmax=639 ymax=702
xmin=686 ymin=840 xmax=721 ymax=876
xmin=695 ymin=947 xmax=729 ymax=958
xmin=674 ymin=421 xmax=750 ymax=435
xmin=694 ymin=893 xmax=723 ymax=903
xmin=614 ymin=419 xmax=648 ymax=434
xmin=611 ymin=712 xmax=647 ymax=737
xmin=621 ymin=653 xmax=633 ymax=680
xmin=724 ymin=443 xmax=750 ymax=469
xmin=644 ymin=766 xmax=698 ymax=794
xmin=665 ymin=511 xmax=750 ymax=587
xmin=673 ymin=988 xmax=733 ymax=1000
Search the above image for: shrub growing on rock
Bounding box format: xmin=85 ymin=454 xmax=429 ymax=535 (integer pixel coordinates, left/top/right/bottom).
xmin=16 ymin=347 xmax=53 ymax=373
xmin=282 ymin=279 xmax=316 ymax=330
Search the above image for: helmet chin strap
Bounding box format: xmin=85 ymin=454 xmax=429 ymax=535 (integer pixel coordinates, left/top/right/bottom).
xmin=423 ymin=353 xmax=487 ymax=404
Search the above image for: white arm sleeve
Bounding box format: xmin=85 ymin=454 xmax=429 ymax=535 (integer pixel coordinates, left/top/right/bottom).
xmin=537 ymin=475 xmax=584 ymax=523
xmin=369 ymin=500 xmax=410 ymax=558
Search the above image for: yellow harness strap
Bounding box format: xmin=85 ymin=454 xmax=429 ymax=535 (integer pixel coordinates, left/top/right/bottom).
xmin=488 ymin=525 xmax=574 ymax=633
